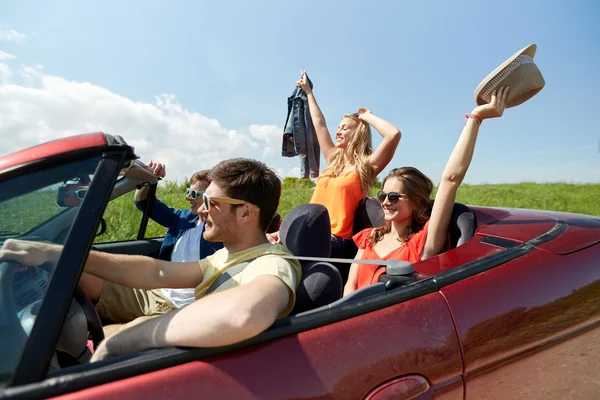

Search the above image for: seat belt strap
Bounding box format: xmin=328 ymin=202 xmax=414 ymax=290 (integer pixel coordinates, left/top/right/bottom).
xmin=205 ymin=257 xmax=259 ymax=295
xmin=279 ymin=255 xmax=400 ymax=266
xmin=206 ymin=255 xmax=406 ymax=295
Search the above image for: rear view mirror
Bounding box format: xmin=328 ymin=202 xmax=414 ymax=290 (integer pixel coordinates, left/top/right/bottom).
xmin=57 ymin=183 xmax=89 ymax=208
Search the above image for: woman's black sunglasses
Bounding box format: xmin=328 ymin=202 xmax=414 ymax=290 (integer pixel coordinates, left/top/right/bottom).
xmin=377 ymin=191 xmax=403 ymax=204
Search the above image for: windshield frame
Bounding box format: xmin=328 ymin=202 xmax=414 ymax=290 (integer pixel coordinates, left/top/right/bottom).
xmin=2 ymin=147 xmax=129 ymax=388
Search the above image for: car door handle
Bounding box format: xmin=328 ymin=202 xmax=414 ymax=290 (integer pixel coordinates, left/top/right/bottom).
xmin=364 ymin=375 xmax=430 ymax=400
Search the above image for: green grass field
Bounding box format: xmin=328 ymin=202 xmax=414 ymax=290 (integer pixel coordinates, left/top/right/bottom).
xmin=97 ymin=179 xmax=600 ymax=243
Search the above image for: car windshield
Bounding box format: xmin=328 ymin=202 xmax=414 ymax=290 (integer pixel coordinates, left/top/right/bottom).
xmin=0 ymin=156 xmax=101 ymax=385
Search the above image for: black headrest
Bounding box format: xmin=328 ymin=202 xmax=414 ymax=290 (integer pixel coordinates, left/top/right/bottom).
xmin=280 ymin=204 xmax=331 ymax=258
xmin=353 ymin=197 xmax=384 ymax=234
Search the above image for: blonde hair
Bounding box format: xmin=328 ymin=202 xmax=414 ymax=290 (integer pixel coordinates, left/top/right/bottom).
xmin=324 ymin=114 xmax=374 ymax=194
xmin=370 ymin=167 xmax=434 ymax=246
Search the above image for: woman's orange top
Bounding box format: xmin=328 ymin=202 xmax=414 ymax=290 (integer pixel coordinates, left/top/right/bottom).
xmin=352 ymin=220 xmax=430 ymax=290
xmin=310 ymin=170 xmax=364 ymax=239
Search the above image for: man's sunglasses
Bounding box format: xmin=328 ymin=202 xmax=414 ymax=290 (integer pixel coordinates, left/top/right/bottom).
xmin=66 ymin=189 xmax=87 ymax=200
xmin=202 ymin=193 xmax=260 ymax=213
xmin=377 ymin=191 xmax=405 ymax=205
xmin=186 ymin=188 xmax=204 ymax=200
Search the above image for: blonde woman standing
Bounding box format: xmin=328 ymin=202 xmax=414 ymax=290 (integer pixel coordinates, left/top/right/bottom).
xmin=270 ymin=71 xmax=401 ymax=281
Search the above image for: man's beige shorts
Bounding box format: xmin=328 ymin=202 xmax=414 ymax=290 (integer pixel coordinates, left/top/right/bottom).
xmin=95 ymin=282 xmax=177 ymax=324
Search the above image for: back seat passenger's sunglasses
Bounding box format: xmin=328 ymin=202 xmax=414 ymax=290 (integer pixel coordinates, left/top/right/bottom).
xmin=377 ymin=191 xmax=405 ymax=205
xmin=66 ymin=189 xmax=87 ymax=200
xmin=186 ymin=188 xmax=204 ymax=199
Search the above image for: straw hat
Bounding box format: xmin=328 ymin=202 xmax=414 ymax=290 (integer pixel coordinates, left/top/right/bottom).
xmin=474 ymin=44 xmax=545 ymax=108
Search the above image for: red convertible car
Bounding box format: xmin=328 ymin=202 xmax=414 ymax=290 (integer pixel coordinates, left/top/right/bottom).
xmin=0 ymin=133 xmax=599 ymax=399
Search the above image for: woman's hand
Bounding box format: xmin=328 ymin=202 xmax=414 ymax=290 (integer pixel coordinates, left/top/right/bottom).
xmin=472 ymin=86 xmax=510 ymax=121
xmin=357 ymin=107 xmax=373 ymax=121
xmin=357 ymin=107 xmax=371 ymax=115
xmin=296 ymin=70 xmax=312 ymax=95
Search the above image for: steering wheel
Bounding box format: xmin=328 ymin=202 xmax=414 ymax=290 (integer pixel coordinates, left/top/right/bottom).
xmin=0 ymin=260 xmax=105 ymax=375
xmin=0 ymin=261 xmax=29 ymax=378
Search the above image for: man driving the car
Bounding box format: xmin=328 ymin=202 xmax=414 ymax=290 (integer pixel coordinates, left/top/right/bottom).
xmin=79 ymin=166 xmax=224 ymax=327
xmin=0 ymin=158 xmax=301 ymax=362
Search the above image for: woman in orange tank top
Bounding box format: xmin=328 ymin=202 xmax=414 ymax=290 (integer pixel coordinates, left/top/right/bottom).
xmin=300 ymin=70 xmax=402 ymax=280
xmin=344 ymin=87 xmax=511 ymax=295
xmin=269 ymin=71 xmax=401 ymax=281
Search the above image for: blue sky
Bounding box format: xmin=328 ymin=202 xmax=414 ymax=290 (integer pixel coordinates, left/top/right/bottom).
xmin=1 ymin=0 xmax=599 ymax=184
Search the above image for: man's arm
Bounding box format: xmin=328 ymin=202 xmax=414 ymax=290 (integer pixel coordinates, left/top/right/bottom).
xmin=92 ymin=274 xmax=290 ymax=361
xmin=83 ymin=251 xmax=204 ymax=289
xmin=133 ymin=161 xmax=176 ymax=227
xmin=134 ymin=186 xmax=178 ymax=228
xmin=0 ymin=239 xmax=203 ymax=290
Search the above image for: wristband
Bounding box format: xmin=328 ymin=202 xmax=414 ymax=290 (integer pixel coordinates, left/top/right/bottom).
xmin=465 ymin=114 xmax=483 ymax=125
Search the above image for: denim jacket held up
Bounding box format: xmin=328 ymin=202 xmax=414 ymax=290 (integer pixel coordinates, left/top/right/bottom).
xmin=282 ymin=75 xmax=320 ymax=178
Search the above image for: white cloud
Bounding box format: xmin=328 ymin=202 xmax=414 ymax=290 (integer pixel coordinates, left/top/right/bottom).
xmin=249 ymin=124 xmax=281 ymax=157
xmin=0 ymin=63 xmax=11 ymax=83
xmin=17 ymin=64 xmax=44 ymax=83
xmin=275 ymin=168 xmax=285 ymax=180
xmin=0 ymin=50 xmax=16 ymax=61
xmin=0 ymin=51 xmax=16 ymax=83
xmin=287 ymin=167 xmax=301 ymax=178
xmin=0 ymin=55 xmax=293 ymax=183
xmin=0 ymin=26 xmax=26 ymax=43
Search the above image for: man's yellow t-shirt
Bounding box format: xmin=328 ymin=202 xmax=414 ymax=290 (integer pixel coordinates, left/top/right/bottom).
xmin=194 ymin=243 xmax=302 ymax=318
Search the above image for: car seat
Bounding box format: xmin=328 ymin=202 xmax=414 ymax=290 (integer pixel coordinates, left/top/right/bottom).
xmin=279 ymin=204 xmax=343 ymax=314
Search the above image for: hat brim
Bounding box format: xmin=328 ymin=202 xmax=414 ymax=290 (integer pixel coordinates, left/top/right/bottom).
xmin=474 ymin=44 xmax=545 ymax=108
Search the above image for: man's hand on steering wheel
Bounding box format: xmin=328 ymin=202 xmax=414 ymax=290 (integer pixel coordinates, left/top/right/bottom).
xmin=0 ymin=239 xmax=62 ymax=267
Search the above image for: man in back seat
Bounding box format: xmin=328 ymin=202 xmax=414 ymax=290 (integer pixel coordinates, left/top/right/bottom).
xmin=0 ymin=158 xmax=301 ymax=361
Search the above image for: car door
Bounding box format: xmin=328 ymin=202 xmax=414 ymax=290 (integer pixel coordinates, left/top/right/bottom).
xmin=442 ymin=223 xmax=600 ymax=399
xmin=4 ymin=287 xmax=461 ymax=400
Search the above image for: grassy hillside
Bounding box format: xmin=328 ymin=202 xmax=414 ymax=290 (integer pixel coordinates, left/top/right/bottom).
xmin=98 ymin=179 xmax=600 ymax=243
